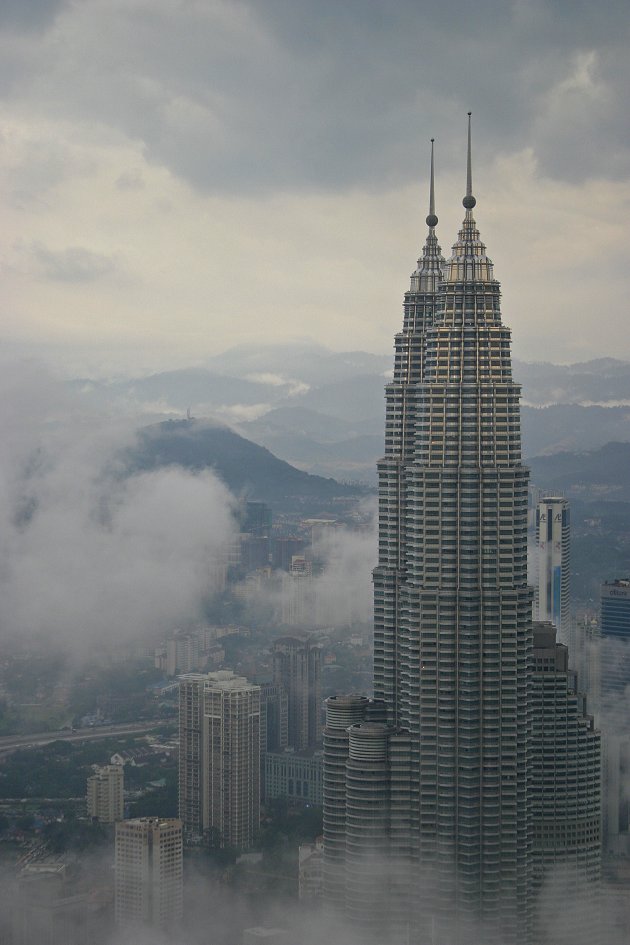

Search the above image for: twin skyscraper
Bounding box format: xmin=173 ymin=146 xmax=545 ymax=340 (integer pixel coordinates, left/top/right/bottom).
xmin=322 ymin=118 xmax=601 ymax=945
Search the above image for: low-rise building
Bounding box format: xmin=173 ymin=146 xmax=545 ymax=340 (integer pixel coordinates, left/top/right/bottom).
xmin=264 ymin=750 xmax=322 ymax=806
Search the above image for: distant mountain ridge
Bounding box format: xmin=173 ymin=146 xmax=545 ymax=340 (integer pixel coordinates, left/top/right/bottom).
xmin=127 ymin=419 xmax=367 ymax=508
xmin=528 ymin=441 xmax=630 ymax=502
xmin=513 ymin=357 xmax=630 ymax=406
xmin=71 ymin=344 xmax=630 ymax=486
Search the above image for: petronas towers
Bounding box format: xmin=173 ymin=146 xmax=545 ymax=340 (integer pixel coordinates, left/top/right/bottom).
xmin=324 ymin=118 xmax=535 ymax=944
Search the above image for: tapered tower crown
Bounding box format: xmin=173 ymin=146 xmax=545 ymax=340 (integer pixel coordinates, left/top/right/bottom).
xmin=444 ymin=113 xmax=494 ymax=284
xmin=409 ymin=139 xmax=444 ymax=294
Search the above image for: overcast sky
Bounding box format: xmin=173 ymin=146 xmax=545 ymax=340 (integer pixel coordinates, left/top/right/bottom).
xmin=2 ymin=0 xmax=630 ymax=376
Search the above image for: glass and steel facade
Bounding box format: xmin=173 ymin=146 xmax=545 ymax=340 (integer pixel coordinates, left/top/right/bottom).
xmin=534 ymin=496 xmax=571 ymax=646
xmin=324 ymin=132 xmax=534 ymax=944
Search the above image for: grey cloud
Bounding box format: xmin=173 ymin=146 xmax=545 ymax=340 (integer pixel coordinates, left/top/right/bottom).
xmin=0 ymin=0 xmax=66 ymax=32
xmin=3 ymin=0 xmax=630 ymax=195
xmin=234 ymin=502 xmax=377 ymax=631
xmin=0 ymin=360 xmax=237 ymax=654
xmin=26 ymin=242 xmax=124 ymax=283
xmin=4 ymin=138 xmax=96 ymax=206
xmin=115 ymin=168 xmax=145 ymax=191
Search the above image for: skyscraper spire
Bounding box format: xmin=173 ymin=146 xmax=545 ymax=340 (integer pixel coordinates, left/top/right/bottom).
xmin=463 ymin=111 xmax=476 ymax=210
xmin=324 ymin=117 xmax=534 ymax=945
xmin=426 ymin=138 xmax=438 ymax=228
xmin=446 ymin=112 xmax=492 ymax=283
xmin=411 ymin=140 xmax=444 ymax=295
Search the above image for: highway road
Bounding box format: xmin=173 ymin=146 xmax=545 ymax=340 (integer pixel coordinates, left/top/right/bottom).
xmin=0 ymin=721 xmax=168 ymax=756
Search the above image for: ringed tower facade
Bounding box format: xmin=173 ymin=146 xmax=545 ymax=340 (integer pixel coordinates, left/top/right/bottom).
xmin=324 ymin=118 xmax=533 ymax=945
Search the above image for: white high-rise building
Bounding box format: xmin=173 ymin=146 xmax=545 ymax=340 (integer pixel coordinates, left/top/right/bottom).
xmin=179 ymin=670 xmax=260 ymax=849
xmin=166 ymin=631 xmax=201 ymax=676
xmin=203 ymin=671 xmax=260 ymax=849
xmin=114 ymin=817 xmax=183 ymax=930
xmin=86 ymin=763 xmax=124 ymax=824
xmin=280 ymin=556 xmax=313 ymax=626
xmin=178 ymin=673 xmax=206 ymax=843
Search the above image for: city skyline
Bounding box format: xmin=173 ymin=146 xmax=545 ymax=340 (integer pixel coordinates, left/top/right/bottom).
xmin=2 ymin=2 xmax=630 ymax=375
xmin=0 ymin=5 xmax=628 ymax=936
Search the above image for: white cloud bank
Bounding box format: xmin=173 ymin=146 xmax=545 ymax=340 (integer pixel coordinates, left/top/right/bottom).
xmin=0 ymin=360 xmax=236 ymax=653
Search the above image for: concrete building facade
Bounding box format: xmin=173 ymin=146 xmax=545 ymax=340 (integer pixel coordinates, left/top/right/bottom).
xmin=325 ymin=126 xmax=535 ymax=945
xmin=202 ymin=671 xmax=261 ymax=850
xmin=86 ymin=763 xmax=124 ymax=824
xmin=178 ymin=673 xmax=206 ymax=843
xmin=272 ymin=635 xmax=322 ymax=750
xmin=178 ymin=671 xmax=260 ymax=849
xmin=530 ymin=623 xmax=601 ymax=942
xmin=264 ymin=749 xmax=322 ymax=806
xmin=600 ymin=579 xmax=630 ymax=854
xmin=114 ymin=818 xmax=183 ymax=930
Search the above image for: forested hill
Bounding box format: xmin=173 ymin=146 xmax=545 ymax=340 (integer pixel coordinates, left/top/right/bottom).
xmin=127 ymin=419 xmax=367 ymax=507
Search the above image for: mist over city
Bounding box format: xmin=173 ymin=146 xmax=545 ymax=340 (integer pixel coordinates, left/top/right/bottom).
xmin=1 ymin=2 xmax=630 ymax=945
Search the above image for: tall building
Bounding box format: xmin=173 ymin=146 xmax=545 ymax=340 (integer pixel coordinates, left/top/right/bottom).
xmin=272 ymin=635 xmax=322 ymax=750
xmin=203 ymin=671 xmax=261 ymax=849
xmin=166 ymin=630 xmax=201 ymax=676
xmin=271 ymin=536 xmax=305 ymax=571
xmin=530 ymin=623 xmax=601 ymax=942
xmin=324 ymin=124 xmax=533 ymax=944
xmin=260 ymin=682 xmax=289 ymax=754
xmin=600 ymin=578 xmax=630 ymax=695
xmin=13 ymin=861 xmax=94 ymax=945
xmin=114 ymin=818 xmax=183 ymax=930
xmin=280 ymin=556 xmax=314 ymax=625
xmin=603 ymin=735 xmax=630 ymax=853
xmin=178 ymin=670 xmax=261 ymax=849
xmin=534 ymin=496 xmax=571 ymax=646
xmin=178 ymin=673 xmax=206 ymax=843
xmin=243 ymin=500 xmax=272 ymax=537
xmin=86 ymin=763 xmax=124 ymax=824
xmin=599 ymin=579 xmax=630 ymax=853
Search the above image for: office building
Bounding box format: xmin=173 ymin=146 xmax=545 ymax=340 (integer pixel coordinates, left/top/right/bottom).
xmin=240 ymin=534 xmax=271 ymax=571
xmin=280 ymin=556 xmax=314 ymax=625
xmin=272 ymin=635 xmax=322 ymax=750
xmin=260 ymin=682 xmax=289 ymax=755
xmin=114 ymin=818 xmax=183 ymax=930
xmin=166 ymin=630 xmax=201 ymax=676
xmin=271 ymin=536 xmax=305 ymax=571
xmin=600 ymin=578 xmax=630 ymax=697
xmin=600 ymin=579 xmax=630 ymax=853
xmin=179 ymin=671 xmax=260 ymax=849
xmin=13 ymin=861 xmax=94 ymax=945
xmin=87 ymin=763 xmax=124 ymax=824
xmin=534 ymin=496 xmax=571 ymax=647
xmin=324 ymin=124 xmax=532 ymax=944
xmin=264 ymin=749 xmax=323 ymax=806
xmin=243 ymin=501 xmax=272 ymax=537
xmin=603 ymin=734 xmax=630 ymax=854
xmin=530 ymin=623 xmax=601 ymax=941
